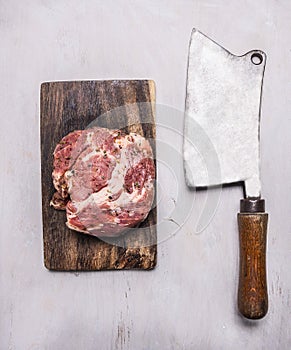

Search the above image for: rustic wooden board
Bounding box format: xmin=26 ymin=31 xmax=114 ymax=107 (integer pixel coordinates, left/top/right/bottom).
xmin=40 ymin=80 xmax=157 ymax=270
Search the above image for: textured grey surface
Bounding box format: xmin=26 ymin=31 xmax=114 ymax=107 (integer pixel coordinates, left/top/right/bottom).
xmin=1 ymin=1 xmax=291 ymax=349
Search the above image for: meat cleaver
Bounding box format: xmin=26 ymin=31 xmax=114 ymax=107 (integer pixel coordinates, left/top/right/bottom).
xmin=184 ymin=29 xmax=268 ymax=319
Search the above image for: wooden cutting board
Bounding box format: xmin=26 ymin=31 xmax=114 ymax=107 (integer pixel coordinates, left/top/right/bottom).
xmin=40 ymin=80 xmax=157 ymax=271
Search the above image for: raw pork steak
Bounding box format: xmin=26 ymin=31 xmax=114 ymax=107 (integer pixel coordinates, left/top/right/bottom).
xmin=51 ymin=127 xmax=155 ymax=237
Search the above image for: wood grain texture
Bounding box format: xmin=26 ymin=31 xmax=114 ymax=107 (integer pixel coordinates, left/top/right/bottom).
xmin=40 ymin=80 xmax=157 ymax=271
xmin=237 ymin=213 xmax=268 ymax=319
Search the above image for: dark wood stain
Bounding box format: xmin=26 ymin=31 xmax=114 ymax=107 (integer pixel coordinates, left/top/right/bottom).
xmin=237 ymin=213 xmax=268 ymax=319
xmin=40 ymin=80 xmax=157 ymax=271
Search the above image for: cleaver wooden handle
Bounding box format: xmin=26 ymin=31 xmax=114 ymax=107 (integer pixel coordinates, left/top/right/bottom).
xmin=237 ymin=198 xmax=268 ymax=319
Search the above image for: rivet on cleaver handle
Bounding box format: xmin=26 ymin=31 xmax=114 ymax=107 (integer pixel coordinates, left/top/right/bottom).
xmin=238 ymin=198 xmax=268 ymax=319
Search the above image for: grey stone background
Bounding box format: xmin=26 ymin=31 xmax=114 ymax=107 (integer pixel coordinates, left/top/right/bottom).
xmin=1 ymin=1 xmax=290 ymax=349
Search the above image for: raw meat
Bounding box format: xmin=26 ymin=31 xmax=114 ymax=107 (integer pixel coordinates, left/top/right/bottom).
xmin=51 ymin=127 xmax=155 ymax=237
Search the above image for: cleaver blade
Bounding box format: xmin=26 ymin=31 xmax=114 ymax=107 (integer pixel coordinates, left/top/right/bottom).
xmin=184 ymin=28 xmax=266 ymax=197
xmin=184 ymin=28 xmax=269 ymax=320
